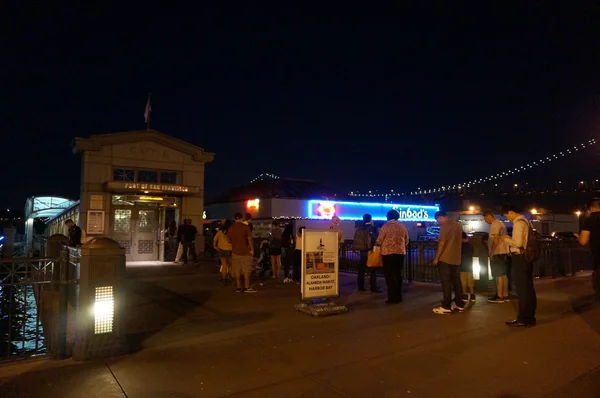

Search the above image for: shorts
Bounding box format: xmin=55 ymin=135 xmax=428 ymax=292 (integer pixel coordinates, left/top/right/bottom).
xmin=218 ymin=249 xmax=232 ymax=258
xmin=460 ymin=271 xmax=474 ymax=288
xmin=232 ymin=254 xmax=253 ymax=274
xmin=490 ymin=254 xmax=508 ymax=278
xmin=270 ymin=247 xmax=282 ymax=256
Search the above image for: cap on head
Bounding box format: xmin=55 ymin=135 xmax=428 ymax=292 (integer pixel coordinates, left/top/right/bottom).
xmin=234 ymin=212 xmax=243 ymax=220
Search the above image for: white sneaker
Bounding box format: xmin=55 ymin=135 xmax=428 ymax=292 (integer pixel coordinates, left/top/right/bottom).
xmin=244 ymin=288 xmax=257 ymax=293
xmin=452 ymin=303 xmax=465 ymax=312
xmin=433 ymin=306 xmax=452 ymax=315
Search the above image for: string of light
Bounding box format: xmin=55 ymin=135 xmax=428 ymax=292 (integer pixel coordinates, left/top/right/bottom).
xmin=349 ymin=138 xmax=597 ymax=197
xmin=250 ymin=173 xmax=280 ymax=184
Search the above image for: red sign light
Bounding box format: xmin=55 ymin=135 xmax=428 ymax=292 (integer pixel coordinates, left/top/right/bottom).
xmin=317 ymin=203 xmax=336 ymax=218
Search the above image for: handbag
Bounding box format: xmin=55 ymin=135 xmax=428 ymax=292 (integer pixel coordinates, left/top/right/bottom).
xmin=367 ymin=247 xmax=383 ymax=267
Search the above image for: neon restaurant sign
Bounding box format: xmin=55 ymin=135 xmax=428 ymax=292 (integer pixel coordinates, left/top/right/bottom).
xmin=307 ymin=200 xmax=439 ymax=222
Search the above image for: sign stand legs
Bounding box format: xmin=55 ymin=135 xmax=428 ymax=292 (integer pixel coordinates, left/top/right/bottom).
xmin=295 ymin=298 xmax=348 ymax=317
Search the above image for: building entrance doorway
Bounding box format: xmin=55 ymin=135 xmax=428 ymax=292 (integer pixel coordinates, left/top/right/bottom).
xmin=112 ymin=204 xmax=159 ymax=261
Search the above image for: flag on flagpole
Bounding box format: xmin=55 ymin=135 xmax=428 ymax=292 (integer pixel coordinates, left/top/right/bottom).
xmin=144 ymin=94 xmax=152 ymax=125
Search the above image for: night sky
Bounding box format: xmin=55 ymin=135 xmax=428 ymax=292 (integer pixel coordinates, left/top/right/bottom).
xmin=3 ymin=4 xmax=600 ymax=209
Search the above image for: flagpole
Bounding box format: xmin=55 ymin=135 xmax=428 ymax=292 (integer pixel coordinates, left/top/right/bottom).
xmin=145 ymin=93 xmax=152 ymax=130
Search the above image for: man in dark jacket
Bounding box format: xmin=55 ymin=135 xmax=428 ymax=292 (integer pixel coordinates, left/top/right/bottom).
xmin=179 ymin=219 xmax=198 ymax=265
xmin=65 ymin=219 xmax=82 ymax=247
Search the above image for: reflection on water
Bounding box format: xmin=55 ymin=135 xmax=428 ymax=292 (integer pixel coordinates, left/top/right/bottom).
xmin=0 ymin=284 xmax=46 ymax=358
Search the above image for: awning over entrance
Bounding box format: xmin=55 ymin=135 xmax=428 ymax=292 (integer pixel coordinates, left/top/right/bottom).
xmin=25 ymin=196 xmax=78 ymax=219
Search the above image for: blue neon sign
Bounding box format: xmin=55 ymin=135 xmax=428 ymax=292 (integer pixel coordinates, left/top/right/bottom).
xmin=307 ymin=200 xmax=439 ymax=222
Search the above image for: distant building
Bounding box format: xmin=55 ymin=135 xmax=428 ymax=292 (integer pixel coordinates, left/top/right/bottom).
xmin=205 ymin=177 xmax=439 ymax=241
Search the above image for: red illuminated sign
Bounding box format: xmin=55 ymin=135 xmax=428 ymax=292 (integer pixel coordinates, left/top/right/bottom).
xmin=317 ymin=203 xmax=336 ymax=218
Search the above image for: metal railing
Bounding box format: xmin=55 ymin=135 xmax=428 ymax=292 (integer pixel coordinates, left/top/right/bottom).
xmin=0 ymin=257 xmax=57 ymax=361
xmin=339 ymin=240 xmax=595 ymax=284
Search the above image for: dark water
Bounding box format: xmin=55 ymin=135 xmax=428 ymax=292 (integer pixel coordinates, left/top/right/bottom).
xmin=0 ymin=284 xmax=46 ymax=359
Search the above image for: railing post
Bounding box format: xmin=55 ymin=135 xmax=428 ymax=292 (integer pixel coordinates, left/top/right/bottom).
xmin=407 ymin=243 xmax=413 ymax=283
xmin=54 ymin=248 xmax=69 ymax=359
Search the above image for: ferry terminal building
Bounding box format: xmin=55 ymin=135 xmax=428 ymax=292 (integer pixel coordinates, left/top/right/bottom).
xmin=42 ymin=130 xmax=214 ymax=262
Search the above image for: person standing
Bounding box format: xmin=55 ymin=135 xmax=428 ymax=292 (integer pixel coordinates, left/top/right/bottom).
xmin=214 ymin=220 xmax=233 ymax=284
xmin=292 ymin=227 xmax=305 ymax=284
xmin=579 ymin=198 xmax=600 ymax=303
xmin=483 ymin=210 xmax=510 ymax=303
xmin=460 ymin=232 xmax=475 ymax=302
xmin=165 ymin=220 xmax=178 ymax=261
xmin=354 ymin=214 xmax=381 ymax=293
xmin=281 ymin=223 xmax=295 ymax=283
xmin=269 ymin=220 xmax=283 ymax=280
xmin=174 ymin=220 xmax=191 ymax=264
xmin=328 ymin=216 xmax=344 ymax=250
xmin=500 ymin=204 xmax=537 ymax=327
xmin=65 ymin=219 xmax=82 ymax=247
xmin=432 ymin=211 xmax=465 ymax=315
xmin=375 ymin=210 xmax=409 ymax=304
xmin=181 ymin=219 xmax=198 ymax=265
xmin=228 ymin=212 xmax=256 ymax=293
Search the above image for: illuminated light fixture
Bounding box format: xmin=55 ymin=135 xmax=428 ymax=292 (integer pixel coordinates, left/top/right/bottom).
xmin=530 ymin=209 xmax=538 ymax=215
xmin=94 ymin=286 xmax=114 ymax=334
xmin=575 ymin=211 xmax=581 ymax=216
xmin=202 ymin=210 xmax=207 ymax=220
xmin=308 ymin=200 xmax=439 ymax=222
xmin=468 ymin=206 xmax=475 ymax=212
xmin=247 ymin=198 xmax=260 ymax=209
xmin=139 ymin=196 xmax=163 ymax=201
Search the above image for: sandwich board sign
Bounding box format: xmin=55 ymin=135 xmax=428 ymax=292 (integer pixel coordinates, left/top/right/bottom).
xmin=295 ymin=229 xmax=347 ymax=317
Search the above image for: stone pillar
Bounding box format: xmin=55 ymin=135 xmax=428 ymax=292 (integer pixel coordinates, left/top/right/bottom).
xmin=2 ymin=226 xmax=16 ymax=258
xmin=72 ymin=237 xmax=128 ymax=361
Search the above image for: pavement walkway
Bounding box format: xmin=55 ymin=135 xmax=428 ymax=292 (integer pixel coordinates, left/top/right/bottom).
xmin=1 ymin=261 xmax=600 ymax=398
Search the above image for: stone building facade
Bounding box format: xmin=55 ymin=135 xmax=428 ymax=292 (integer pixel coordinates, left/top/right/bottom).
xmin=66 ymin=130 xmax=214 ymax=261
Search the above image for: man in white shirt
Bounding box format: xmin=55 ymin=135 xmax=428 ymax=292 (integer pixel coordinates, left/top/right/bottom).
xmin=500 ymin=204 xmax=537 ymax=327
xmin=483 ymin=210 xmax=510 ymax=303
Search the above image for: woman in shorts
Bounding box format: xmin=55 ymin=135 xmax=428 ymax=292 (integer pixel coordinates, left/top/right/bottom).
xmin=214 ymin=220 xmax=233 ymax=284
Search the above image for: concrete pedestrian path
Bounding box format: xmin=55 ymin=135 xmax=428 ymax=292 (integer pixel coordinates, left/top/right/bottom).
xmin=1 ymin=261 xmax=600 ymax=397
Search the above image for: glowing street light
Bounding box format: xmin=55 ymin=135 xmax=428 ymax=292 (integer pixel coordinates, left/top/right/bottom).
xmin=530 ymin=209 xmax=538 ymax=215
xmin=468 ymin=206 xmax=475 ymax=212
xmin=575 ymin=211 xmax=582 ymax=217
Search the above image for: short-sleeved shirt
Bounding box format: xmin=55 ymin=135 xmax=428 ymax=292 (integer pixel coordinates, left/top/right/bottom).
xmin=227 ymin=222 xmax=253 ymax=256
xmin=488 ymin=219 xmax=509 ymax=255
xmin=438 ymin=220 xmax=463 ymax=266
xmin=460 ymin=242 xmax=474 ymax=272
xmin=582 ymin=212 xmax=600 ymax=268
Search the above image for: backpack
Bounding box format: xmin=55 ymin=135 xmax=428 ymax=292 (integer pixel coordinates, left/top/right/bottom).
xmin=518 ymin=219 xmax=541 ymax=262
xmin=353 ymin=226 xmax=372 ymax=251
